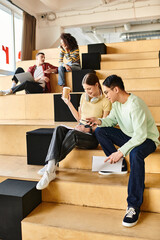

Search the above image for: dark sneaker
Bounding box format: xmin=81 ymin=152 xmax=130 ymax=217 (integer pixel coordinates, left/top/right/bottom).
xmin=122 ymin=207 xmax=140 ymax=227
xmin=98 ymin=158 xmax=128 ymax=175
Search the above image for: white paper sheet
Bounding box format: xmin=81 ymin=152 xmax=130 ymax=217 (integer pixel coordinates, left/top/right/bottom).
xmin=92 ymin=156 xmax=123 ymax=172
xmin=60 ymin=124 xmax=74 ymax=129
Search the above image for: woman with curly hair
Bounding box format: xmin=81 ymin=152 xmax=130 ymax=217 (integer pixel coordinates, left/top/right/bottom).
xmin=58 ymin=33 xmax=81 ymax=86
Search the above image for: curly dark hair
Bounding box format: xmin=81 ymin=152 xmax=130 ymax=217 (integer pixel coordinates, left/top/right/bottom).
xmin=60 ymin=33 xmax=78 ymax=51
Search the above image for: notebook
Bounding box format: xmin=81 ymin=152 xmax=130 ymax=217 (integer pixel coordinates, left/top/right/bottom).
xmin=92 ymin=156 xmax=123 ymax=172
xmin=15 ymin=72 xmax=34 ymax=83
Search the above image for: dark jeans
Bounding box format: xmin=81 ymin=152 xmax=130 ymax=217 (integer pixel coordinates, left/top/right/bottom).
xmin=45 ymin=126 xmax=98 ymax=163
xmin=11 ymin=67 xmax=44 ymax=94
xmin=12 ymin=81 xmax=44 ymax=94
xmin=95 ymin=127 xmax=156 ymax=209
xmin=12 ymin=67 xmax=25 ymax=84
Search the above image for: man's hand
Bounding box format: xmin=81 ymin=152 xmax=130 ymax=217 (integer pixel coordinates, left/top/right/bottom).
xmin=86 ymin=117 xmax=102 ymax=126
xmin=64 ymin=64 xmax=71 ymax=71
xmin=74 ymin=125 xmax=90 ymax=133
xmin=105 ymin=151 xmax=123 ymax=164
xmin=41 ymin=76 xmax=49 ymax=82
xmin=44 ymin=68 xmax=57 ymax=74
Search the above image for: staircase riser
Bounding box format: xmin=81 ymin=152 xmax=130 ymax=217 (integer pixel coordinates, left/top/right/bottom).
xmin=42 ymin=182 xmax=160 ymax=213
xmin=22 ymin=223 xmax=143 ymax=240
xmin=0 ymin=125 xmax=159 ymax=173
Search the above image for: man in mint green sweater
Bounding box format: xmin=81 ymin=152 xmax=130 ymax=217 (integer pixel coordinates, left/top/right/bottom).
xmin=87 ymin=75 xmax=159 ymax=228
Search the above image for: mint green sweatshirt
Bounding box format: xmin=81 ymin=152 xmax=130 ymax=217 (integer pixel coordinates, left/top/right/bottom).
xmin=99 ymin=94 xmax=160 ymax=156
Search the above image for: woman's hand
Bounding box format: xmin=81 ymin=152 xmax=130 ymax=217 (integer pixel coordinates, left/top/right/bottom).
xmin=64 ymin=64 xmax=71 ymax=71
xmin=74 ymin=124 xmax=90 ymax=133
xmin=62 ymin=94 xmax=71 ymax=105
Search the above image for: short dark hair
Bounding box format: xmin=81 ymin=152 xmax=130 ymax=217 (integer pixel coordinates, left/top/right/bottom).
xmin=103 ymin=75 xmax=125 ymax=91
xmin=82 ymin=73 xmax=102 ymax=91
xmin=36 ymin=52 xmax=45 ymax=57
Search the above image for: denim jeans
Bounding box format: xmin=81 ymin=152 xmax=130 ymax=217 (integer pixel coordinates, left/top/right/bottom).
xmin=45 ymin=126 xmax=98 ymax=163
xmin=58 ymin=65 xmax=81 ymax=86
xmin=95 ymin=127 xmax=156 ymax=209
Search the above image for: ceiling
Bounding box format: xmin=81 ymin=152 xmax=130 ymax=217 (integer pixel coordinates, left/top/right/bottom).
xmin=10 ymin=0 xmax=160 ymax=44
xmin=12 ymin=0 xmax=120 ymax=15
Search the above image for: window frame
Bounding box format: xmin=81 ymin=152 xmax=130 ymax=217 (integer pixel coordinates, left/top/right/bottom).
xmin=0 ymin=0 xmax=23 ymax=75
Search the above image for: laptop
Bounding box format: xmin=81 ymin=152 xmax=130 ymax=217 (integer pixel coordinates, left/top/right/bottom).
xmin=15 ymin=72 xmax=34 ymax=83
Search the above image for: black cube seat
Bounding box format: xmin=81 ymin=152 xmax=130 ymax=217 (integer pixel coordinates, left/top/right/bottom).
xmin=54 ymin=93 xmax=81 ymax=122
xmin=88 ymin=43 xmax=107 ymax=54
xmin=72 ymin=69 xmax=95 ymax=92
xmin=0 ymin=179 xmax=41 ymax=240
xmin=82 ymin=52 xmax=101 ymax=70
xmin=26 ymin=128 xmax=55 ymax=165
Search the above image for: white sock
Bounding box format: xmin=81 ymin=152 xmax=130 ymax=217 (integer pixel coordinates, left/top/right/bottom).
xmin=11 ymin=81 xmax=16 ymax=88
xmin=47 ymin=159 xmax=56 ymax=173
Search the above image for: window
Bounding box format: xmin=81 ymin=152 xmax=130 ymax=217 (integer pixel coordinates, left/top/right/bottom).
xmin=0 ymin=2 xmax=22 ymax=75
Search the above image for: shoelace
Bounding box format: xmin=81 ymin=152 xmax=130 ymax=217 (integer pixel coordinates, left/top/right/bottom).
xmin=126 ymin=207 xmax=136 ymax=218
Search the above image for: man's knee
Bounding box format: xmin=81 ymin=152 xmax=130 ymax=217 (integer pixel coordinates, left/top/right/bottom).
xmin=95 ymin=127 xmax=102 ymax=137
xmin=130 ymin=148 xmax=143 ymax=164
xmin=95 ymin=127 xmax=110 ymax=137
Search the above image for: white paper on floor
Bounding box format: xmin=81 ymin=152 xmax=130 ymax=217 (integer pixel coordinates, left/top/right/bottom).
xmin=92 ymin=156 xmax=123 ymax=172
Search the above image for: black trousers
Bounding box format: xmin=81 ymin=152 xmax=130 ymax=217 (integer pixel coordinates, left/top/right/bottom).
xmin=45 ymin=126 xmax=99 ymax=164
xmin=12 ymin=67 xmax=25 ymax=84
xmin=12 ymin=80 xmax=44 ymax=94
xmin=11 ymin=67 xmax=44 ymax=94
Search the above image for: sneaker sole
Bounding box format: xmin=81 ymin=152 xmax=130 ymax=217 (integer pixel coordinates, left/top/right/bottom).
xmin=122 ymin=219 xmax=138 ymax=227
xmin=122 ymin=212 xmax=140 ymax=227
xmin=98 ymin=171 xmax=128 ymax=175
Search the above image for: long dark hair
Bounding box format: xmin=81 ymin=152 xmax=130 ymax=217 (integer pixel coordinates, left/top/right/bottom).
xmin=60 ymin=33 xmax=78 ymax=51
xmin=82 ymin=73 xmax=102 ymax=92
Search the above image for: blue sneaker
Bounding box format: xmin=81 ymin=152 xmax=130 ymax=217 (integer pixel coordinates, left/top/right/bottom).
xmin=122 ymin=207 xmax=140 ymax=227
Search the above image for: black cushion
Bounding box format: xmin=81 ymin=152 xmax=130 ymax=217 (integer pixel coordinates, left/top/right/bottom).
xmin=88 ymin=43 xmax=107 ymax=54
xmin=82 ymin=52 xmax=101 ymax=70
xmin=72 ymin=69 xmax=95 ymax=92
xmin=54 ymin=94 xmax=81 ymax=122
xmin=26 ymin=128 xmax=54 ymax=165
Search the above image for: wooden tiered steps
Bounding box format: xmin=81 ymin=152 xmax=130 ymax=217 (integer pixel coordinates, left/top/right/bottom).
xmin=0 ymin=39 xmax=160 ymax=240
xmin=0 ymin=156 xmax=160 ymax=213
xmin=22 ymin=202 xmax=160 ymax=240
xmin=0 ymin=155 xmax=159 ymax=240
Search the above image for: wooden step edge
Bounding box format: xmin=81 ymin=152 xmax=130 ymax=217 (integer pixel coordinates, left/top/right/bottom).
xmin=0 ymin=155 xmax=159 ymax=190
xmin=0 ymin=119 xmax=159 ymax=129
xmin=0 ymin=120 xmax=77 ymax=127
xmin=101 ymin=57 xmax=159 ymax=62
xmin=21 ymin=202 xmax=160 ymax=240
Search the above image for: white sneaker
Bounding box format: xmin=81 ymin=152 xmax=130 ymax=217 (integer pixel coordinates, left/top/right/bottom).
xmin=36 ymin=171 xmax=56 ymax=190
xmin=0 ymin=90 xmax=6 ymax=96
xmin=37 ymin=164 xmax=57 ymax=176
xmin=37 ymin=165 xmax=48 ymax=176
xmin=5 ymin=90 xmax=13 ymax=95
